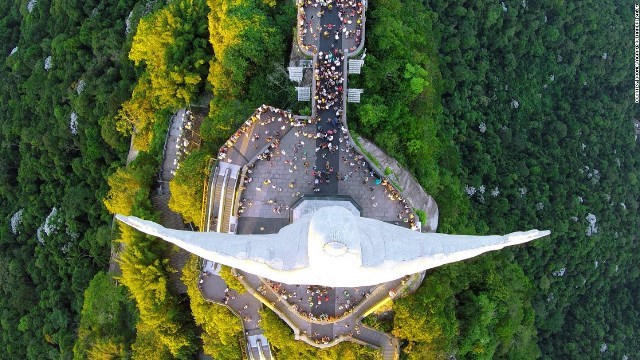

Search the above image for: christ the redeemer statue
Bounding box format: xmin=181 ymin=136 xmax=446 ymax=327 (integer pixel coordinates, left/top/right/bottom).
xmin=116 ymin=206 xmax=549 ymax=287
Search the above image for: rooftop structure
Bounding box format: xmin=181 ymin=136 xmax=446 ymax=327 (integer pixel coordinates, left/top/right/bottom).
xmin=347 ymin=88 xmax=364 ymax=103
xmin=296 ymin=86 xmax=311 ymax=101
xmin=288 ymin=66 xmax=304 ymax=82
xmin=348 ymin=59 xmax=364 ymax=74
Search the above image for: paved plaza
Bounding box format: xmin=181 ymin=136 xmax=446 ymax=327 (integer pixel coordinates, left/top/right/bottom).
xmin=237 ymin=120 xmax=412 ymax=228
xmin=238 ymin=123 xmax=317 ymax=221
xmin=239 ymin=270 xmax=403 ymax=347
xmin=218 ymin=106 xmax=296 ymax=165
xmin=298 ymin=0 xmax=365 ymax=54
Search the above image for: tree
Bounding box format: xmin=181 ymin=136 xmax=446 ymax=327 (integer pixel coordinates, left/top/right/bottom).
xmin=103 ymin=167 xmax=148 ymax=216
xmin=168 ymin=149 xmax=211 ymax=225
xmin=219 ymin=265 xmax=246 ymax=294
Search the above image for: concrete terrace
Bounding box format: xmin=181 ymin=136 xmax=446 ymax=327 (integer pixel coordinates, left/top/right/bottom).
xmin=237 ymin=269 xmax=404 ymax=353
xmin=236 ymin=120 xmax=411 ymax=233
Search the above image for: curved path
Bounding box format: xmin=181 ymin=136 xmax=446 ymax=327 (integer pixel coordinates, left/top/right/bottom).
xmin=237 ymin=270 xmax=401 ymax=358
xmin=198 ymin=265 xmax=272 ymax=359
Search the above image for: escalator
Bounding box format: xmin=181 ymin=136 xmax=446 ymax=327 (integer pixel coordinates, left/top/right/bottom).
xmin=221 ymin=175 xmax=239 ymax=233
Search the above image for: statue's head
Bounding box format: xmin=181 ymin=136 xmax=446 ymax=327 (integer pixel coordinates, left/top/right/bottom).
xmin=307 ymin=206 xmax=363 ymax=269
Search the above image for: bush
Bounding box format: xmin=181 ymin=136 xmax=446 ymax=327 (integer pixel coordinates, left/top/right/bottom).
xmin=168 ymin=149 xmax=211 ymax=225
xmin=73 ymin=272 xmax=136 ymax=360
xmin=219 ymin=266 xmax=246 ymax=294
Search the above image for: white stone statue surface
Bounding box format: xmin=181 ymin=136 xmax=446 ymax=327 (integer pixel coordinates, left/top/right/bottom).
xmin=116 ymin=206 xmax=549 ymax=287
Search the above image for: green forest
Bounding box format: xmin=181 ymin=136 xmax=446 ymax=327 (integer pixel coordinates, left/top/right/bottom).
xmin=0 ymin=0 xmax=637 ymax=359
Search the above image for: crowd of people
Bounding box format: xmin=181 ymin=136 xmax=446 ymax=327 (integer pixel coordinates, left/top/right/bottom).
xmin=381 ymin=178 xmax=418 ymax=229
xmin=336 ymin=0 xmax=365 ymax=52
xmin=297 ymin=5 xmax=320 ymax=53
xmin=336 ymin=138 xmax=418 ymax=229
xmin=315 ymin=50 xmax=344 ymax=114
xmin=260 ymin=281 xmax=373 ymax=323
xmin=301 ymin=325 xmax=362 ymax=344
xmin=297 ymin=0 xmax=366 ymax=54
xmin=217 ymin=105 xmax=302 ymax=162
xmin=198 ymin=273 xmax=257 ymax=323
xmin=229 ymin=118 xmax=419 ymax=230
xmin=166 ymin=109 xmax=199 ymax=181
xmin=173 ymin=109 xmax=197 ymax=168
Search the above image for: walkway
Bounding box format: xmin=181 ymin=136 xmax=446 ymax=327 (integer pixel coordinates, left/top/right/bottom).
xmin=199 ymin=264 xmax=272 ymax=359
xmin=154 ymin=109 xmax=206 ymax=294
xmin=199 ymin=109 xmax=280 ymax=359
xmin=290 ymin=1 xmax=400 ymax=357
xmin=239 ymin=269 xmax=400 ymax=358
xmin=199 ymin=266 xmax=274 ymax=359
xmin=151 ymin=193 xmax=188 ymax=294
xmin=152 ymin=109 xmax=274 ymax=358
xmin=108 ymin=110 xmax=187 ymax=279
xmin=354 ymin=325 xmax=398 ymax=360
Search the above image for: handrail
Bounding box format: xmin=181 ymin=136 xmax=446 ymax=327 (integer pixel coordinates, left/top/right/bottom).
xmin=200 ymin=178 xmax=208 ymax=230
xmin=230 ymin=167 xmax=248 ymax=234
xmin=256 ymin=339 xmax=266 ymax=360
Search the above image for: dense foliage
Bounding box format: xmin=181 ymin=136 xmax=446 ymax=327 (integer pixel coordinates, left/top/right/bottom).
xmin=104 ymin=0 xmax=302 ymax=359
xmin=349 ymin=1 xmax=537 ymax=356
xmin=168 ymin=148 xmax=211 ymax=225
xmin=218 ymin=265 xmax=247 ymax=294
xmin=103 ymin=153 xmax=157 ymax=217
xmin=427 ymin=0 xmax=639 ymax=358
xmin=98 ymin=0 xmax=213 ymax=356
xmin=348 ymin=0 xmax=473 ymax=234
xmin=353 ymin=0 xmax=639 ymax=359
xmin=393 ymin=258 xmax=539 ymax=359
xmin=201 ymin=0 xmax=298 ymax=146
xmin=3 ymin=0 xmax=637 ymax=359
xmin=102 ymin=147 xmax=199 ymax=359
xmin=73 ymin=271 xmax=137 ymax=359
xmin=116 ymin=0 xmax=210 ymax=150
xmin=117 ymin=219 xmax=198 ymax=359
xmin=0 ymin=0 xmax=141 ymax=357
